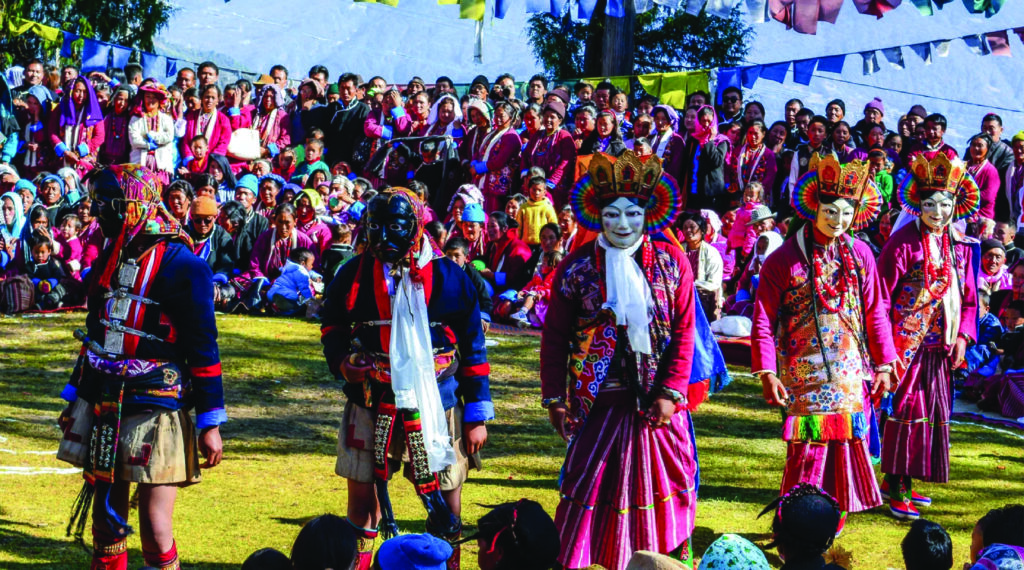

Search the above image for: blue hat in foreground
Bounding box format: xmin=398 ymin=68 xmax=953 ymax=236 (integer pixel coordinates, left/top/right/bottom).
xmin=376 ymin=533 xmax=452 ymax=570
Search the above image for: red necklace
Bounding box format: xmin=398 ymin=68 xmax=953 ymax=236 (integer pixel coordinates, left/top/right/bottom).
xmin=808 ymin=228 xmax=858 ymax=313
xmin=922 ymin=228 xmax=953 ymax=299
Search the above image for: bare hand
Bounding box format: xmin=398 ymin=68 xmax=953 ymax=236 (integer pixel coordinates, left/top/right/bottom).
xmin=951 ymin=336 xmax=968 ymax=368
xmin=199 ymin=426 xmax=223 ymax=468
xmin=761 ymin=372 xmax=788 ymax=406
xmin=548 ymin=403 xmax=569 ymax=442
xmin=26 ymin=143 xmax=38 ymax=152
xmin=463 ymin=421 xmax=487 ymax=455
xmin=646 ymin=396 xmax=676 ymax=428
xmin=63 ymin=151 xmax=80 ymax=165
xmin=871 ymin=371 xmax=892 ymax=400
xmin=481 ymin=320 xmax=490 ymax=335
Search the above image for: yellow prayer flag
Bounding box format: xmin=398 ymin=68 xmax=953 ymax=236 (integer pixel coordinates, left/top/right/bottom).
xmin=657 ymin=71 xmax=709 ymax=108
xmin=637 ymin=74 xmax=663 ymax=97
xmin=0 ymin=15 xmax=61 ymax=43
xmin=460 ymin=0 xmax=486 ymax=20
xmin=584 ymin=76 xmax=631 ymax=93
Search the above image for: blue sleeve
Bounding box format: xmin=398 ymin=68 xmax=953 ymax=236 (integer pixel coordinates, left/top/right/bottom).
xmin=390 ymin=107 xmax=405 ymax=119
xmin=1 ymin=131 xmax=18 ymax=163
xmin=227 ymin=107 xmax=241 ymax=117
xmin=381 ymin=126 xmax=393 ymax=140
xmin=267 ymin=142 xmax=280 ymax=157
xmin=54 ymin=142 xmax=68 ymax=157
xmin=440 ymin=260 xmax=493 ymax=421
xmin=77 ymin=143 xmax=90 ymax=157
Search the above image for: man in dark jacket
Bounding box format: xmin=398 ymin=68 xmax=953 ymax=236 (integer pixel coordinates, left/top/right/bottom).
xmin=305 ymin=72 xmax=369 ymax=169
xmin=187 ymin=196 xmax=236 ymax=281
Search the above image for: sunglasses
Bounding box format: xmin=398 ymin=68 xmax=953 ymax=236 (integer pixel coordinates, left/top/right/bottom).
xmin=193 ymin=216 xmax=216 ymax=224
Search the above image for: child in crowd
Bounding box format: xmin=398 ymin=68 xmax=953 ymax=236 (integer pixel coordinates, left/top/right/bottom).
xmin=506 ymin=249 xmax=562 ymax=328
xmin=901 ymin=519 xmax=953 ymax=570
xmin=504 ymin=193 xmax=526 ymax=223
xmin=729 ymin=181 xmax=767 ymax=258
xmin=967 ymin=504 xmax=1024 ymax=569
xmin=180 ymin=135 xmax=210 ymax=177
xmin=293 ymin=139 xmax=328 ymax=183
xmin=759 ymin=483 xmax=848 ymax=570
xmin=320 ymin=224 xmax=355 ymax=279
xmin=267 ymin=247 xmax=321 ymax=316
xmin=55 ymin=213 xmax=83 ymax=277
xmin=274 ymin=146 xmax=298 ymax=181
xmin=425 ymin=220 xmax=447 ymax=248
xmin=725 ymin=231 xmax=784 ymax=319
xmin=445 ymin=237 xmax=493 ymax=328
xmin=25 ymin=228 xmax=66 ymax=310
xmin=464 ymin=499 xmax=559 ymax=570
xmin=517 ymin=176 xmax=558 ymax=247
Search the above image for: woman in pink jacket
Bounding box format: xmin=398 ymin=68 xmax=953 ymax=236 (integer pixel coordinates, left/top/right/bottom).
xmin=181 ymin=84 xmax=233 ymax=163
xmin=254 ymin=84 xmax=292 ymax=160
xmin=47 ymin=77 xmax=105 ymax=177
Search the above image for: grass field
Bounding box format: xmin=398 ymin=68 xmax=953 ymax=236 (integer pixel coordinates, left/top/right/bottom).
xmin=1 ymin=313 xmax=1023 ymax=569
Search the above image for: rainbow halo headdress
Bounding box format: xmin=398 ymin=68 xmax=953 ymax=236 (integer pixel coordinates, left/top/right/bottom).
xmin=792 ymin=153 xmax=883 ymax=231
xmin=570 ymin=150 xmax=683 ymax=233
xmin=896 ymin=153 xmax=980 ymax=220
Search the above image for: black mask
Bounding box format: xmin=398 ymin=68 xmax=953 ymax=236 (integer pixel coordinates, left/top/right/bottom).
xmin=89 ymin=169 xmax=126 ymax=239
xmin=366 ymin=193 xmax=418 ymax=264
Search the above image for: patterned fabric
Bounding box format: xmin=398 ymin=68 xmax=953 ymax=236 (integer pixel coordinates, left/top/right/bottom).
xmin=697 ymin=534 xmax=770 ymax=570
xmin=782 ymin=436 xmax=882 ymax=513
xmin=973 ymin=544 xmax=1024 ymax=570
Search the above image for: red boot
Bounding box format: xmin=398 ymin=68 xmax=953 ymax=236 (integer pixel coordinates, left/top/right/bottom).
xmin=91 ymin=537 xmax=128 ymax=570
xmin=143 ymin=540 xmax=180 ymax=570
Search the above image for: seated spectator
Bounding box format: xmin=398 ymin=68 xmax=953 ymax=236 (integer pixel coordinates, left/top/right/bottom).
xmin=964 ymin=291 xmax=1003 ymax=379
xmin=994 ymin=221 xmax=1023 ymax=267
xmin=36 ymin=173 xmax=73 ymax=228
xmin=179 ymin=134 xmax=210 ymax=178
xmin=459 ymin=202 xmax=487 ymax=260
xmin=1 ymin=190 xmax=25 ymax=268
xmin=321 ymin=223 xmax=355 ymax=279
xmin=695 ymin=534 xmax=770 ymax=570
xmin=517 ymin=175 xmax=558 ymax=247
xmin=188 ymin=196 xmax=236 ymax=283
xmin=24 ymin=228 xmax=67 ymax=310
xmin=557 ymin=205 xmax=578 ymax=252
xmin=981 ymin=239 xmax=1012 ymax=293
xmin=208 ymin=153 xmax=237 ymax=203
xmin=289 ymin=514 xmax=358 ymax=570
xmin=504 ymin=249 xmax=562 ymax=329
xmin=267 ymin=247 xmax=321 ymax=316
xmin=467 ymin=499 xmax=559 ymax=570
xmin=967 ymin=505 xmax=1024 ymax=569
xmin=729 ymin=181 xmax=767 ymax=259
xmin=444 ymin=183 xmax=484 ymax=237
xmin=374 ymin=533 xmax=451 ymax=570
xmin=759 ymin=483 xmax=848 ymax=570
xmin=293 ymin=139 xmax=329 ymax=185
xmin=725 ymin=232 xmax=783 ymax=318
xmin=246 ymin=202 xmax=314 ymax=283
xmin=480 ymin=211 xmax=532 ymax=294
xmin=294 ymin=188 xmax=331 ymax=257
xmin=679 ymin=212 xmax=724 ymax=322
xmin=256 ymin=173 xmax=284 ymax=218
xmin=163 ymin=178 xmax=194 ymax=225
xmin=901 ymin=519 xmax=952 ymax=570
xmin=54 ymin=212 xmax=82 ymax=278
xmin=991 ymin=262 xmax=1024 ymax=319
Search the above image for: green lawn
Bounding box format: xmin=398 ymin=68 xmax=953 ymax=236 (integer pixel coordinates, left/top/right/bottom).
xmin=1 ymin=313 xmax=1022 ymax=569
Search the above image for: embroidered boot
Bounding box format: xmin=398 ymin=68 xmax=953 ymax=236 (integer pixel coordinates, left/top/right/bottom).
xmin=887 ymin=475 xmax=920 ymax=520
xmin=143 ymin=540 xmax=180 ymax=570
xmin=348 ymin=520 xmax=378 ymax=570
xmin=669 ymin=538 xmax=695 ymax=570
xmin=91 ymin=535 xmax=128 ymax=570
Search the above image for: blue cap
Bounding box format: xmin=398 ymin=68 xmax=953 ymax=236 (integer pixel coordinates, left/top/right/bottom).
xmin=462 ymin=202 xmax=486 ymax=224
xmin=14 ymin=179 xmax=36 ymax=197
xmin=376 ymin=534 xmax=452 ymax=570
xmin=236 ymin=174 xmax=259 ymax=195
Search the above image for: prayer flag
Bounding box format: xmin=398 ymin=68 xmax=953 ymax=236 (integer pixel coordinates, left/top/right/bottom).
xmin=684 ymin=0 xmax=705 ymax=15
xmin=985 ymin=30 xmax=1011 ymax=56
xmin=141 ymin=52 xmax=166 ymax=79
xmin=881 ymin=46 xmax=905 ymax=69
xmin=962 ymin=34 xmax=990 ymax=55
xmin=715 ymin=68 xmax=741 ymax=99
xmin=653 ymin=0 xmax=683 ymax=8
xmin=81 ymin=39 xmax=111 ymax=74
xmin=792 ymin=59 xmax=816 ymax=85
xmin=638 ymin=74 xmax=663 ymax=97
xmin=932 ymin=40 xmax=951 ymax=57
xmin=816 ymin=54 xmax=845 ymax=73
xmin=740 ymin=65 xmax=761 ymax=88
xmin=61 ymin=32 xmax=77 ymax=59
xmin=110 ymin=44 xmax=131 ymax=69
xmin=606 ymin=0 xmax=626 ymax=17
xmin=584 ymin=76 xmax=631 ymax=92
xmin=746 ymin=0 xmax=768 ymax=22
xmin=524 ymin=0 xmax=547 ymax=11
xmin=494 ymin=0 xmax=511 ymax=17
xmin=910 ymin=0 xmax=934 ymax=14
xmin=706 ymin=0 xmax=742 ymax=19
xmin=861 ymin=51 xmax=880 ymax=75
xmin=166 ymin=58 xmax=179 ymax=78
xmin=635 ymin=0 xmax=654 ymax=14
xmin=1014 ymin=27 xmax=1024 ymax=46
xmin=578 ymin=0 xmax=599 ymax=19
xmin=460 ymin=0 xmax=486 ymax=20
xmin=659 ymin=71 xmax=707 ymax=107
xmin=759 ymin=62 xmax=789 ymax=83
xmin=909 ymin=42 xmax=932 ymax=64
xmin=964 ymin=0 xmax=1004 ymax=17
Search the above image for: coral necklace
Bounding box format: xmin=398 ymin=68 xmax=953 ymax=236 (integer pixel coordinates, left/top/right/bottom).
xmin=922 ymin=228 xmax=953 ymax=299
xmin=808 ymin=227 xmax=859 ymax=313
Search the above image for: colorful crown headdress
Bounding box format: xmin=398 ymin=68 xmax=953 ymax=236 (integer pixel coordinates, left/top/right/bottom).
xmin=792 ymin=153 xmax=883 ymax=231
xmin=896 ymin=153 xmax=980 ymax=220
xmin=570 ymin=150 xmax=682 ymax=233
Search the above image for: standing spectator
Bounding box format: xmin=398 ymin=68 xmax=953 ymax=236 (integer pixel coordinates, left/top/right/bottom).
xmin=683 ymin=105 xmax=731 ymax=211
xmin=851 ymin=97 xmax=892 ymax=149
xmin=521 ymin=100 xmax=576 ymax=209
xmin=98 ymin=85 xmax=133 ymax=165
xmin=307 ymin=73 xmax=368 ymax=170
xmin=182 ymin=84 xmax=232 ymax=161
xmin=254 ymin=84 xmax=291 ymax=160
xmin=967 ymin=133 xmax=1002 ymax=224
xmin=128 ymin=83 xmax=176 ymax=184
xmin=470 ymin=100 xmax=522 ymax=213
xmin=48 ymin=76 xmax=104 ymax=177
xmin=718 ymin=86 xmax=743 ymax=125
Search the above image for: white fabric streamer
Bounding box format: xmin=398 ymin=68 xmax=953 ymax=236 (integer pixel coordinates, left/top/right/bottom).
xmin=598 ymin=234 xmax=653 ymax=355
xmin=389 ymin=235 xmax=457 ymax=474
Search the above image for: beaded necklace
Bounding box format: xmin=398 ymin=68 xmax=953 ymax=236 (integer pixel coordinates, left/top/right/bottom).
xmin=806 ymin=225 xmax=859 ymax=313
xmin=921 ymin=226 xmax=953 ymax=299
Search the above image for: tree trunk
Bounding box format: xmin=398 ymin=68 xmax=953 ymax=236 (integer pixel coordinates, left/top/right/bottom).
xmin=582 ymin=0 xmax=607 ymax=77
xmin=601 ymin=0 xmax=635 ymax=76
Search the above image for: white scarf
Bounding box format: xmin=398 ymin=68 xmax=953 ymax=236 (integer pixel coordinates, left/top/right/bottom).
xmin=652 ymin=129 xmax=672 ymax=158
xmin=389 ymin=235 xmax=456 ymax=473
xmin=598 ymin=233 xmax=653 ymax=354
xmin=200 ymin=111 xmax=218 ymax=144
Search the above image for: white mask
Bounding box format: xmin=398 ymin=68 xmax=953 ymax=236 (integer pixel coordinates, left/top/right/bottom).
xmin=814 ymin=198 xmax=856 ymax=239
xmin=601 ymin=196 xmax=646 ymax=249
xmin=920 ymin=193 xmax=955 ymax=231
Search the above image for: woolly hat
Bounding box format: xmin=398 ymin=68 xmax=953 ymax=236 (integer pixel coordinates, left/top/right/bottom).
xmin=191 ymin=196 xmax=219 ymax=217
xmin=826 ymin=99 xmax=845 ymax=115
xmin=1012 ymin=130 xmax=1024 ymax=144
xmin=462 ymin=202 xmax=486 ymax=224
xmin=235 ymin=174 xmax=259 ymax=195
xmin=908 ymin=104 xmax=928 ymax=119
xmin=548 ymin=87 xmax=570 ymax=105
xmin=13 ymin=178 xmax=35 ymax=197
xmin=470 ymin=75 xmax=489 ymax=91
xmin=982 ymin=238 xmax=1006 ymax=255
xmin=864 ymin=97 xmax=884 ymax=116
xmin=542 ymin=99 xmax=566 ymax=121
xmin=376 ymin=533 xmax=452 ymax=570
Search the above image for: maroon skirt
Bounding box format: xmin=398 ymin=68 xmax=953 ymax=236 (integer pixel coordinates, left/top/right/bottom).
xmin=881 ymin=345 xmax=951 ymax=483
